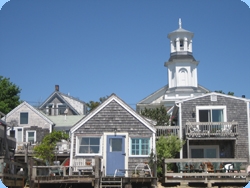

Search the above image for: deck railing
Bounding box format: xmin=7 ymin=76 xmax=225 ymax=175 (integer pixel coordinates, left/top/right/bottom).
xmin=156 ymin=126 xmax=180 ymax=138
xmin=163 ymin=158 xmax=249 ymax=185
xmin=186 ymin=121 xmax=238 ymax=138
xmin=15 ymin=141 xmax=71 ymax=154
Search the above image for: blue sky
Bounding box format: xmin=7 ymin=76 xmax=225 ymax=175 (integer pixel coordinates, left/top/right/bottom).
xmin=0 ymin=0 xmax=250 ymax=109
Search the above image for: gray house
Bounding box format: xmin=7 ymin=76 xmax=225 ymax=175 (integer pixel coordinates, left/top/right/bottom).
xmin=172 ymin=92 xmax=250 ymax=160
xmin=4 ymin=101 xmax=54 ymax=161
xmin=69 ymin=94 xmax=156 ymax=177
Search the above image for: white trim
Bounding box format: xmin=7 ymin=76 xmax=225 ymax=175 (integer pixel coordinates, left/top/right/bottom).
xmin=69 ymin=132 xmax=74 ymax=175
xmin=26 ymin=130 xmax=36 ymax=143
xmin=129 ymin=137 xmax=152 ymax=157
xmin=7 ymin=127 xmax=23 ymax=143
xmin=189 ymin=145 xmax=220 ymax=158
xmin=176 ymin=92 xmax=249 ymax=104
xmin=247 ymin=101 xmax=250 ymax=162
xmin=103 ymin=132 xmax=128 ymax=177
xmin=75 ymin=136 xmax=103 ymax=156
xmin=196 ymin=105 xmax=227 ymax=122
xmin=71 ymin=95 xmax=156 ymax=134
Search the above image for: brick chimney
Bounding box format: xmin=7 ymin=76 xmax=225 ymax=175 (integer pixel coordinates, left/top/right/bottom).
xmin=55 ymin=85 xmax=59 ymax=91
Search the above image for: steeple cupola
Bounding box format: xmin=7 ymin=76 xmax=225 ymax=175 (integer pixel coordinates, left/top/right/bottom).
xmin=164 ymin=19 xmax=199 ymax=89
xmin=167 ymin=18 xmax=194 ymax=56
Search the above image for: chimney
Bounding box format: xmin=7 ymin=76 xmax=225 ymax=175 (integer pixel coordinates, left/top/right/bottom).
xmin=55 ymin=85 xmax=59 ymax=91
xmin=242 ymin=95 xmax=245 ymax=98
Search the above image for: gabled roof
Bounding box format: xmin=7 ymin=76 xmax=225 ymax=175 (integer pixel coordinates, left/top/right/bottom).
xmin=39 ymin=91 xmax=86 ymax=115
xmin=175 ymin=92 xmax=250 ymax=104
xmin=4 ymin=101 xmax=54 ymax=125
xmin=71 ymin=94 xmax=156 ymax=133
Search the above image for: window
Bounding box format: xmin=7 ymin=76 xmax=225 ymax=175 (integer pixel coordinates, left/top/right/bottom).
xmin=78 ymin=137 xmax=101 ymax=154
xmin=131 ymin=138 xmax=150 ymax=156
xmin=26 ymin=131 xmax=36 ymax=144
xmin=190 ymin=145 xmax=219 ymax=158
xmin=197 ymin=106 xmax=227 ymax=122
xmin=180 ymin=39 xmax=184 ymax=47
xmin=57 ymin=104 xmax=67 ymax=115
xmin=20 ymin=112 xmax=28 ymax=124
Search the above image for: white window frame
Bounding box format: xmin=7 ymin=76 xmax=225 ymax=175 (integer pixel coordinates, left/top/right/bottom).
xmin=189 ymin=145 xmax=219 ymax=158
xmin=20 ymin=112 xmax=29 ymax=124
xmin=129 ymin=137 xmax=151 ymax=157
xmin=26 ymin=130 xmax=36 ymax=143
xmin=196 ymin=106 xmax=227 ymax=122
xmin=46 ymin=103 xmax=54 ymax=115
xmin=76 ymin=136 xmax=102 ymax=156
xmin=57 ymin=103 xmax=66 ymax=115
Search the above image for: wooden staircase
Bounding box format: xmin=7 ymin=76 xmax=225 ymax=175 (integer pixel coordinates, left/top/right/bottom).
xmin=100 ymin=177 xmax=122 ymax=188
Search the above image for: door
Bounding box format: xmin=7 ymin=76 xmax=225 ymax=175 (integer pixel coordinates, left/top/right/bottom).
xmin=106 ymin=135 xmax=125 ymax=176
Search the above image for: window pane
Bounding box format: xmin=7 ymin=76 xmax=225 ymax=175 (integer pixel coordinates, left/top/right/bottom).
xmin=205 ymin=149 xmax=216 ymax=158
xmin=111 ymin=138 xmax=122 ymax=152
xmin=90 ymin=146 xmax=99 ymax=153
xmin=90 ymin=138 xmax=99 ymax=145
xmin=79 ymin=146 xmax=89 ymax=153
xmin=212 ymin=110 xmax=224 ymax=122
xmin=191 ymin=149 xmax=204 ymax=158
xmin=81 ymin=138 xmax=89 ymax=145
xmin=20 ymin=113 xmax=28 ymax=124
xmin=199 ymin=110 xmax=209 ymax=122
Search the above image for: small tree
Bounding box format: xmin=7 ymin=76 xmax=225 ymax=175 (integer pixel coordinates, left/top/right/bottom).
xmin=156 ymin=135 xmax=185 ymax=176
xmin=86 ymin=96 xmax=108 ymax=113
xmin=141 ymin=105 xmax=170 ymax=126
xmin=34 ymin=131 xmax=69 ymax=164
xmin=0 ymin=76 xmax=21 ymax=114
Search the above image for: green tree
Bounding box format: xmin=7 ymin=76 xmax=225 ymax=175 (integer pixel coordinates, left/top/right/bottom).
xmin=34 ymin=131 xmax=69 ymax=164
xmin=215 ymin=90 xmax=234 ymax=96
xmin=0 ymin=76 xmax=21 ymax=114
xmin=141 ymin=105 xmax=170 ymax=126
xmin=156 ymin=135 xmax=185 ymax=176
xmin=86 ymin=96 xmax=108 ymax=113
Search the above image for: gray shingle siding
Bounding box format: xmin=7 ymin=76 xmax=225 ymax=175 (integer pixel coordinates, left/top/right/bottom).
xmin=181 ymin=95 xmax=248 ymax=159
xmin=73 ymin=100 xmax=154 ymax=173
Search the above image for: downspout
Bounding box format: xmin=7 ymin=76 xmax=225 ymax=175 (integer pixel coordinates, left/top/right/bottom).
xmin=247 ymin=101 xmax=250 ymax=162
xmin=176 ymin=103 xmax=183 ymax=159
xmin=69 ymin=132 xmax=74 ymax=175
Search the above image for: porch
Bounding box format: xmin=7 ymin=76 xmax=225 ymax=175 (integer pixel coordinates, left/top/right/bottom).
xmin=163 ymin=158 xmax=249 ymax=187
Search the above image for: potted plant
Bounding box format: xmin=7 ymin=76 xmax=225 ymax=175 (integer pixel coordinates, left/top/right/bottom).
xmin=132 ymin=170 xmax=140 ymax=177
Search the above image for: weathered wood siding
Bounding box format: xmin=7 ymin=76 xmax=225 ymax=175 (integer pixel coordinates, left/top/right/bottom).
xmin=7 ymin=104 xmax=51 ymax=143
xmin=73 ymin=100 xmax=154 ymax=171
xmin=181 ymin=95 xmax=248 ymax=159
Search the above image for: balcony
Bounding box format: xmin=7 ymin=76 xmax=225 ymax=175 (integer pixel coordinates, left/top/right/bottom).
xmin=186 ymin=121 xmax=238 ymax=139
xmin=15 ymin=141 xmax=71 ymax=154
xmin=156 ymin=126 xmax=180 ymax=138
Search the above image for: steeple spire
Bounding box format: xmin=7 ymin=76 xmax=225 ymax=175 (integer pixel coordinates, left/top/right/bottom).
xmin=179 ymin=18 xmax=182 ymax=29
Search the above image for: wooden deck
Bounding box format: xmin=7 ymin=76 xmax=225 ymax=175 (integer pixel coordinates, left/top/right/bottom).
xmin=163 ymin=158 xmax=249 ymax=187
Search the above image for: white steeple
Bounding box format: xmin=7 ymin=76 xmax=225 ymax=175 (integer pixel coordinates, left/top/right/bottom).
xmin=167 ymin=18 xmax=194 ymax=55
xmin=164 ymin=19 xmax=199 ymax=89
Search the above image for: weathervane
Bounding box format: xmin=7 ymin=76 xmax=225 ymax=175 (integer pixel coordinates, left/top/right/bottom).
xmin=179 ymin=18 xmax=182 ymax=29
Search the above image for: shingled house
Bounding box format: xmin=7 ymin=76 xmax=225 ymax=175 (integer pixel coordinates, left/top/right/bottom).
xmin=69 ymin=94 xmax=156 ymax=177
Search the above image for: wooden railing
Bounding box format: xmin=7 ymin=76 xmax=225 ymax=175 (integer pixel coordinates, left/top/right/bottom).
xmin=186 ymin=122 xmax=238 ymax=138
xmin=0 ymin=157 xmax=27 ymax=187
xmin=15 ymin=141 xmax=71 ymax=154
xmin=156 ymin=126 xmax=180 ymax=138
xmin=163 ymin=158 xmax=249 ymax=185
